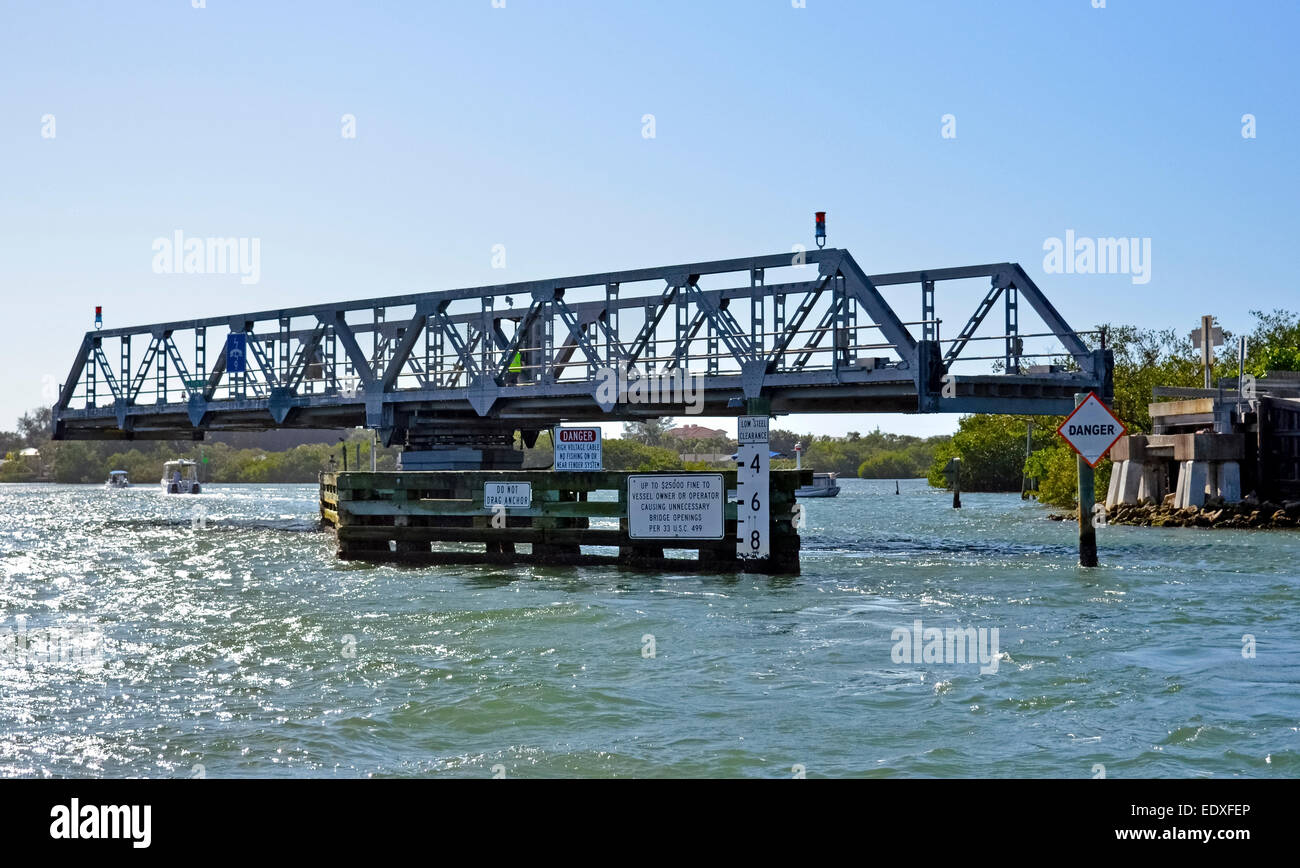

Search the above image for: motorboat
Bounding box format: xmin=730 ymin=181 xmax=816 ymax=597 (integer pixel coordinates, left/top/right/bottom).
xmin=795 ymin=472 xmax=840 ymax=498
xmin=105 ymin=470 xmax=131 ymax=489
xmin=161 ymin=459 xmax=202 ymax=494
xmin=789 ymin=441 xmax=840 ymax=498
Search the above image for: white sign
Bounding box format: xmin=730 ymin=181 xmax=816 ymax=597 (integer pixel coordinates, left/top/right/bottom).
xmin=628 ymin=474 xmax=724 ymax=540
xmin=737 ymin=415 xmax=770 ymax=445
xmin=736 ymin=444 xmax=770 ymax=559
xmin=1056 ymin=392 xmax=1126 ymax=468
xmin=736 ymin=415 xmax=770 ymax=560
xmin=484 ymin=481 xmax=531 ymax=509
xmin=553 ymin=426 xmax=602 ymax=471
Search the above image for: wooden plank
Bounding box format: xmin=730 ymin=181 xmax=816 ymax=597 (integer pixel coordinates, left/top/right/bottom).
xmin=336 ymin=524 xmax=738 ymax=547
xmin=334 ymin=470 xmax=647 ymax=490
xmin=331 ymin=469 xmax=801 ymax=489
xmin=339 ymin=499 xmax=628 ymax=518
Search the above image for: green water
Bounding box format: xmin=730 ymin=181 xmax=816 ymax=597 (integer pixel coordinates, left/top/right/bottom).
xmin=1 ymin=479 xmax=1297 ymax=778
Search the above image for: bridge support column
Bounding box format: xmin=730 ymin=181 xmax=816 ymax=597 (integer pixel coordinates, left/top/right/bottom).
xmin=1219 ymin=460 xmax=1242 ymax=502
xmin=1105 ymin=459 xmax=1142 ymax=508
xmin=1174 ymin=461 xmax=1210 ymax=508
xmin=1138 ymin=463 xmax=1162 ymax=503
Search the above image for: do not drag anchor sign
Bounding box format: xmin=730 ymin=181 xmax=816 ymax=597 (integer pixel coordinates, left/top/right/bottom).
xmin=1057 ymin=392 xmax=1126 ymax=468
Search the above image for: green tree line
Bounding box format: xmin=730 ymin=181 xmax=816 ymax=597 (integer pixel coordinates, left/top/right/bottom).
xmin=615 ymin=420 xmax=948 ymax=477
xmin=1 ymin=412 xmax=397 ymax=484
xmin=773 ymin=428 xmax=948 ymax=478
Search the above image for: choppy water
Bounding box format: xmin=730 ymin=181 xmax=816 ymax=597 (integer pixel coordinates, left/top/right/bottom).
xmin=2 ymin=479 xmax=1297 ymax=778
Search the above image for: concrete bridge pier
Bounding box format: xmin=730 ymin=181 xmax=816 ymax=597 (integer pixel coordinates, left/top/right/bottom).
xmin=1175 ymin=458 xmax=1242 ymax=508
xmin=1106 ymin=456 xmax=1143 ymax=508
xmin=1106 ymin=431 xmax=1244 ymax=508
xmin=1137 ymin=463 xmax=1163 ymax=504
xmin=1177 ymin=460 xmax=1210 ymax=508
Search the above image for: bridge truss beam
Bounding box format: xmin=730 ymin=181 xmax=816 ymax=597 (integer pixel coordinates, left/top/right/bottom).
xmin=51 ymin=249 xmax=1111 ymax=446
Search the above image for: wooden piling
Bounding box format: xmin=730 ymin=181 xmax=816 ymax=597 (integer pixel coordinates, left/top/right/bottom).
xmin=945 ymin=457 xmax=962 ymax=508
xmin=1075 ymin=393 xmax=1099 ymax=567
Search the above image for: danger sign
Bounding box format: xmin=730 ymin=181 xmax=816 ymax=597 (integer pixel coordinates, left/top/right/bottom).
xmin=557 ymin=428 xmax=598 ymax=443
xmin=1056 ymin=392 xmax=1126 ymax=468
xmin=553 ymin=426 xmax=602 ymax=471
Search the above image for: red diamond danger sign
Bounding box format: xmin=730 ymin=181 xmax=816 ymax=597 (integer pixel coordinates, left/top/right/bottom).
xmin=1056 ymin=392 xmax=1126 ymax=468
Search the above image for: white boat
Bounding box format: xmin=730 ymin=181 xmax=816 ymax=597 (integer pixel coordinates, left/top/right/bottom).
xmin=105 ymin=470 xmax=131 ymax=489
xmin=161 ymin=460 xmax=202 ymax=494
xmin=795 ymin=472 xmax=840 ymax=498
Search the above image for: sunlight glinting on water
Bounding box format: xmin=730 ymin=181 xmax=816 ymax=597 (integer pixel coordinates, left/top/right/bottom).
xmin=1 ymin=479 xmax=1298 ymax=778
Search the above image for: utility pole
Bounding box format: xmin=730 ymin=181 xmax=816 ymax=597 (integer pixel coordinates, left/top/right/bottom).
xmin=1237 ymin=336 xmax=1249 ymax=412
xmin=1190 ymin=314 xmax=1224 ymax=390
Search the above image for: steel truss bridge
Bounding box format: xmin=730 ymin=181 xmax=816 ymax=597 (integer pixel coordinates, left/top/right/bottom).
xmin=51 ymin=248 xmax=1112 ymax=448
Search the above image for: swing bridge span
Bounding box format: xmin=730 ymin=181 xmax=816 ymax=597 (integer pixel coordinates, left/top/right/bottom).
xmin=50 ymin=247 xmax=1112 ymax=451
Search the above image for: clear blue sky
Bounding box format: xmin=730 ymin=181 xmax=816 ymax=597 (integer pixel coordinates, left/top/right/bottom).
xmin=2 ymin=0 xmax=1297 ymax=439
